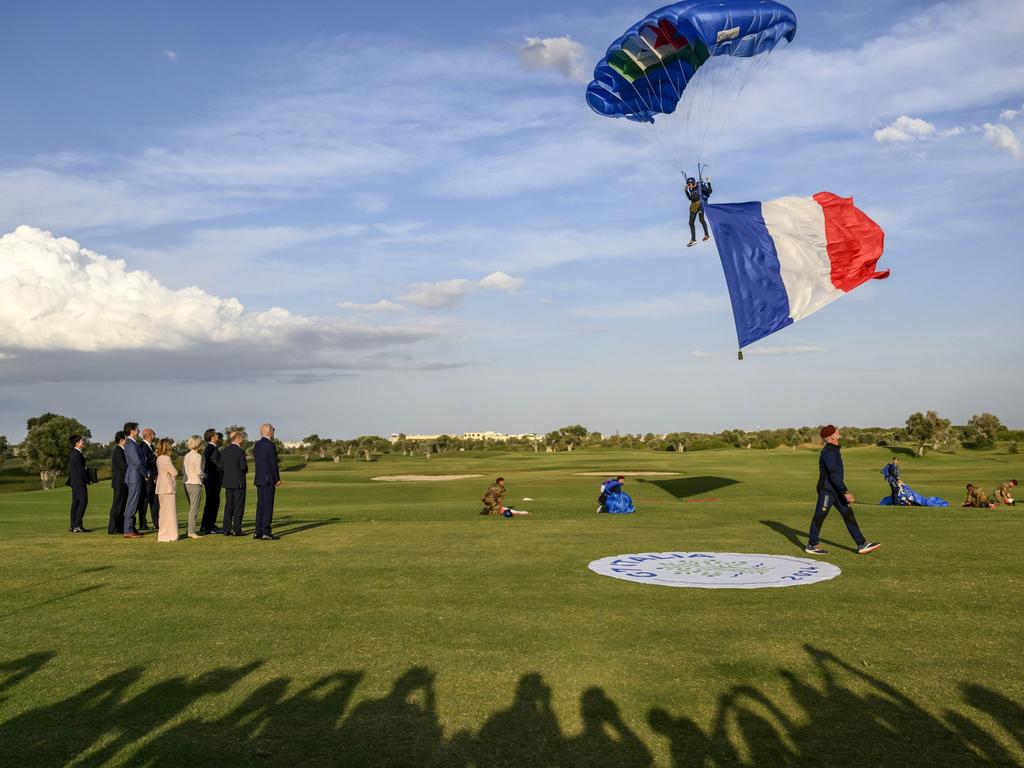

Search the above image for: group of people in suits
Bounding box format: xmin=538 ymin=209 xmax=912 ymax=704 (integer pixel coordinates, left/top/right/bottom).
xmin=70 ymin=422 xmax=282 ymax=542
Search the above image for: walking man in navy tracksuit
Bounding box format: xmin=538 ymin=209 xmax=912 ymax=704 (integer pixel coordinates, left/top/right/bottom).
xmin=805 ymin=425 xmax=881 ymax=556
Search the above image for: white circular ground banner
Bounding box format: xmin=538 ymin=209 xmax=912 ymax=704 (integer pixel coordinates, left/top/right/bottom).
xmin=588 ymin=552 xmax=841 ymax=589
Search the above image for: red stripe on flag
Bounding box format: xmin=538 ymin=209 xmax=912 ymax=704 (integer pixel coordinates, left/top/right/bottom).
xmin=813 ymin=192 xmax=889 ymax=292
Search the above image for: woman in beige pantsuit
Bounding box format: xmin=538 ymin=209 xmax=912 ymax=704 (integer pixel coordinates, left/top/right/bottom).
xmin=182 ymin=435 xmax=205 ymax=539
xmin=155 ymin=438 xmax=179 ymax=542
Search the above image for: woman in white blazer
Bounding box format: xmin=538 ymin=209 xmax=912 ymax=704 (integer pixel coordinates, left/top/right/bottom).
xmin=182 ymin=435 xmax=205 ymax=539
xmin=155 ymin=438 xmax=179 ymax=542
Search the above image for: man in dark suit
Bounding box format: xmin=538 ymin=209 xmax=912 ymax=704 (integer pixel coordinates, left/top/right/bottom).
xmin=121 ymin=422 xmax=146 ymax=538
xmin=200 ymin=428 xmax=223 ymax=534
xmin=66 ymin=435 xmax=90 ymax=532
xmin=108 ymin=431 xmax=128 ymax=534
xmin=137 ymin=427 xmax=159 ymax=530
xmin=253 ymin=423 xmax=282 ymax=540
xmin=221 ymin=430 xmax=248 ymax=536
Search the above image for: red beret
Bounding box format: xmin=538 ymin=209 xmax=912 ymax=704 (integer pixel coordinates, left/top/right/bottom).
xmin=820 ymin=425 xmax=837 ymax=439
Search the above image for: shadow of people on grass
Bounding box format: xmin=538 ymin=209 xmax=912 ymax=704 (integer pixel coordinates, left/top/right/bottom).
xmin=274 ymin=517 xmax=343 ymax=538
xmin=1 ymin=647 xmax=1021 ymax=767
xmin=473 ymin=672 xmax=564 ymax=767
xmin=638 ymin=476 xmax=738 ymax=501
xmin=760 ymin=519 xmax=858 ymax=553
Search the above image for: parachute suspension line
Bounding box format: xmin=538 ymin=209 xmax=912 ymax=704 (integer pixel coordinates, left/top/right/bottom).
xmin=637 ymin=27 xmax=690 ymax=171
xmin=615 ymin=66 xmax=685 ymax=169
xmin=601 ymin=83 xmax=681 ymax=174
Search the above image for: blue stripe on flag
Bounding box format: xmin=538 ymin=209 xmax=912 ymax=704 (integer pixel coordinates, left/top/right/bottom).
xmin=705 ymin=201 xmax=793 ymax=349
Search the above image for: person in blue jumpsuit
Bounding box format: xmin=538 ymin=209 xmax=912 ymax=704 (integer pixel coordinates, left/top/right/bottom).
xmin=684 ymin=177 xmax=712 ymax=247
xmin=882 ymin=456 xmax=902 ymax=505
xmin=805 ymin=425 xmax=881 ymax=555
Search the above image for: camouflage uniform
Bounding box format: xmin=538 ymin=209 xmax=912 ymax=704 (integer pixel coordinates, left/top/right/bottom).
xmin=963 ymin=486 xmax=991 ymax=507
xmin=994 ymin=481 xmax=1016 ymax=505
xmin=481 ymin=483 xmax=506 ymax=516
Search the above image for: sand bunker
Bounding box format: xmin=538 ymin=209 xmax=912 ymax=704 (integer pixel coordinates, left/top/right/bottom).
xmin=371 ymin=474 xmax=483 ymax=482
xmin=575 ymin=471 xmax=681 ymax=477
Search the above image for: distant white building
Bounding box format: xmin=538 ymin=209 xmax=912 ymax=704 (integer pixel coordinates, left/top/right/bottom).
xmin=389 ymin=434 xmax=442 ymax=444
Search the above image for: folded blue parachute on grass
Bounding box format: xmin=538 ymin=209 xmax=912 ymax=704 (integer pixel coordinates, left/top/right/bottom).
xmin=880 ymin=487 xmax=949 ymax=507
xmin=880 ymin=467 xmax=949 ymax=507
xmin=605 ymin=491 xmax=636 ymax=514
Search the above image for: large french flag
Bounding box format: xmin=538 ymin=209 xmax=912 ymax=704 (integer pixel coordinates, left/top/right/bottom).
xmin=706 ymin=192 xmax=888 ymax=350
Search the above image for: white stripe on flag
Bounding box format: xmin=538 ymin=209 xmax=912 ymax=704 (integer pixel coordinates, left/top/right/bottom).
xmin=761 ymin=196 xmax=844 ymax=323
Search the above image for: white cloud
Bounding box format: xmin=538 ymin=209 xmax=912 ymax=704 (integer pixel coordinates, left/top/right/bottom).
xmin=1001 ymin=104 xmax=1023 ymax=121
xmin=690 ymin=350 xmax=714 ymax=358
xmin=518 ymin=36 xmax=588 ymax=82
xmin=337 ymin=300 xmax=407 ymax=313
xmin=164 ymin=50 xmax=177 ymax=61
xmin=479 ymin=271 xmax=525 ymax=293
xmin=399 ymin=271 xmax=525 ymax=310
xmin=982 ymin=122 xmax=1022 ymax=159
xmin=874 ymin=116 xmax=937 ymax=144
xmin=0 ymin=226 xmax=441 ymax=377
xmin=746 ymin=346 xmax=827 ymax=356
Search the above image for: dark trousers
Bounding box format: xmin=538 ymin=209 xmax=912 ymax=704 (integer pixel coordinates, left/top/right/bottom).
xmin=109 ymin=484 xmax=128 ymax=533
xmin=201 ymin=482 xmax=222 ymax=531
xmin=255 ymin=484 xmax=276 ymax=537
xmin=689 ymin=209 xmax=708 ymax=240
xmin=223 ymin=488 xmax=245 ymax=534
xmin=809 ymin=490 xmax=865 ymax=547
xmin=888 ymin=481 xmax=900 ymax=506
xmin=124 ymin=480 xmax=142 ymax=533
xmin=69 ymin=486 xmax=88 ymax=530
xmin=138 ymin=480 xmax=157 ymax=527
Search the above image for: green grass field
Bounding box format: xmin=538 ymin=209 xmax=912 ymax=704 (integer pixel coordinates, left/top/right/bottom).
xmin=1 ymin=446 xmax=1021 ymax=767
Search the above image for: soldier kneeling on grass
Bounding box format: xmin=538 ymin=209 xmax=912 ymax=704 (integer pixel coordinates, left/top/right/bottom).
xmin=962 ymin=483 xmax=996 ymax=509
xmin=993 ymin=479 xmax=1017 ymax=506
xmin=481 ymin=477 xmax=506 ymax=516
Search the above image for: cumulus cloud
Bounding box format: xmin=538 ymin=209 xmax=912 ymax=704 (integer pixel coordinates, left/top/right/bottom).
xmin=982 ymin=122 xmax=1022 ymax=159
xmin=1001 ymin=104 xmax=1023 ymax=121
xmin=164 ymin=50 xmax=178 ymax=61
xmin=0 ymin=226 xmax=441 ymax=378
xmin=399 ymin=271 xmax=525 ymax=310
xmin=874 ymin=116 xmax=937 ymax=144
xmin=518 ymin=36 xmax=588 ymax=82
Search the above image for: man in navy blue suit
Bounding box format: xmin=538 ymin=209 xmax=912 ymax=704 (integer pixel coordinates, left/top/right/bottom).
xmin=65 ymin=435 xmax=90 ymax=532
xmin=253 ymin=423 xmax=282 ymax=540
xmin=121 ymin=422 xmax=147 ymax=538
xmin=137 ymin=427 xmax=158 ymax=530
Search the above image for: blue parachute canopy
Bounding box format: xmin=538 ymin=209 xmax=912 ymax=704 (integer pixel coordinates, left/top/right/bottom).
xmin=587 ymin=0 xmax=797 ymax=123
xmin=605 ymin=490 xmax=636 ymax=514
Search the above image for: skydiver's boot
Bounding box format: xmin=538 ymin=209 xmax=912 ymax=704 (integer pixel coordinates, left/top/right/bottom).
xmin=687 ymin=240 xmax=697 ymax=247
xmin=703 ymin=234 xmax=710 ymax=241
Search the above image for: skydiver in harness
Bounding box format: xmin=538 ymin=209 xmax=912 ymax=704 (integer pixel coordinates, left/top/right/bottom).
xmin=684 ymin=175 xmax=712 ymax=247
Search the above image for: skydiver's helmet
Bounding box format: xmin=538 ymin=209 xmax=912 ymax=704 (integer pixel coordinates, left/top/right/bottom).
xmin=686 ymin=177 xmax=696 ymax=185
xmin=502 ymin=509 xmax=513 ymax=518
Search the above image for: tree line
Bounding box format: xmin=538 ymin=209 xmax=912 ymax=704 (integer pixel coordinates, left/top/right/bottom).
xmin=1 ymin=411 xmax=1018 ymax=491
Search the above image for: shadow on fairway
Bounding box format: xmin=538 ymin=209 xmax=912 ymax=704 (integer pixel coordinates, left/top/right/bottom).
xmin=888 ymin=447 xmax=920 ymax=459
xmin=274 ymin=517 xmax=343 ymax=537
xmin=638 ymin=476 xmax=738 ymax=500
xmin=1 ymin=646 xmax=1021 ymax=767
xmin=760 ymin=520 xmax=858 ymax=553
xmin=0 ymin=584 xmax=107 ymax=620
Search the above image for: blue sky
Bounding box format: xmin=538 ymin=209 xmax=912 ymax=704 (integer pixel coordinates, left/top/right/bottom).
xmin=0 ymin=0 xmax=1021 ymax=441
